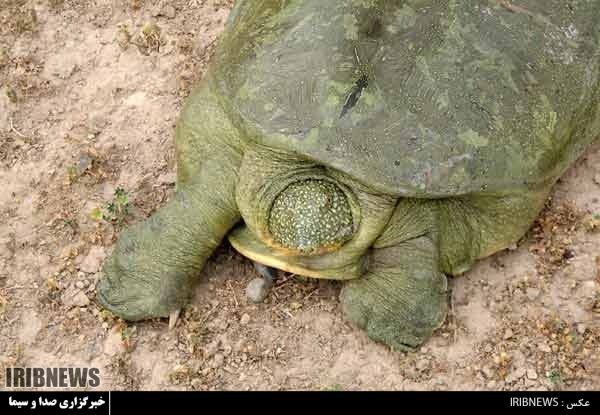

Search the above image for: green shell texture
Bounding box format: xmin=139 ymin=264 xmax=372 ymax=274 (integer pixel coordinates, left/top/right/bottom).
xmin=211 ymin=0 xmax=600 ymax=196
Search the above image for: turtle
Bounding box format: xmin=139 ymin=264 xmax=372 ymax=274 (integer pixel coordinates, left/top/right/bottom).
xmin=97 ymin=0 xmax=600 ymax=351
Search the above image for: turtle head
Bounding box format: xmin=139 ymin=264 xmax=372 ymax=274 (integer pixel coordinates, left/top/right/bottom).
xmin=235 ymin=147 xmax=360 ymax=257
xmin=267 ymin=179 xmax=355 ymax=254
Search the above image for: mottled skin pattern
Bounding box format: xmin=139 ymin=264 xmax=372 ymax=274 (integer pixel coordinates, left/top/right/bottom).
xmin=98 ymin=0 xmax=600 ymax=351
xmin=269 ymin=179 xmax=355 ymax=253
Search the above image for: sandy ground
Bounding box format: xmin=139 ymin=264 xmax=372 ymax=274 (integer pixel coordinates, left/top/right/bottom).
xmin=0 ymin=0 xmax=599 ymax=391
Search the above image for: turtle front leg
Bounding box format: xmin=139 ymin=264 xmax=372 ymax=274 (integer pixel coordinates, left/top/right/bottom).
xmin=340 ymin=200 xmax=448 ymax=351
xmin=97 ymin=83 xmax=243 ymax=325
xmin=97 ymin=184 xmax=240 ymax=324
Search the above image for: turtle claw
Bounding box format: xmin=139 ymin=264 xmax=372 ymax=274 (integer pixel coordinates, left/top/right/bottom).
xmin=168 ymin=309 xmax=181 ymax=330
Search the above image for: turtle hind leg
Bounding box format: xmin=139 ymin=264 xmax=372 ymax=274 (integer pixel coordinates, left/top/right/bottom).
xmin=436 ymin=188 xmax=551 ymax=276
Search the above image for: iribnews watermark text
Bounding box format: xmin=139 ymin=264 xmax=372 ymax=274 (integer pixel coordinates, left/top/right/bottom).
xmin=5 ymin=367 xmax=100 ymax=388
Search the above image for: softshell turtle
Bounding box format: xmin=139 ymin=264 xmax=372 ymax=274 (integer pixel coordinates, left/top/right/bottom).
xmin=97 ymin=0 xmax=600 ymax=351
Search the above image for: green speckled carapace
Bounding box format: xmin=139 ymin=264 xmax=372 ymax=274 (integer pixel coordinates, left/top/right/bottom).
xmin=97 ymin=0 xmax=600 ymax=351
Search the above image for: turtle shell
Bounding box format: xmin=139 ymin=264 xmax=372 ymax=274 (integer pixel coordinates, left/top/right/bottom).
xmin=211 ymin=0 xmax=600 ymax=196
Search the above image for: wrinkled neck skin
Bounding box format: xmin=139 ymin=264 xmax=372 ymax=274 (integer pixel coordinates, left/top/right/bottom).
xmin=231 ymin=144 xmax=397 ymax=279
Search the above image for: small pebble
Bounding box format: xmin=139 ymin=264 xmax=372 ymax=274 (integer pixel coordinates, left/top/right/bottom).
xmin=503 ymin=328 xmax=514 ymax=340
xmin=415 ymin=358 xmax=430 ymax=372
xmin=482 ymin=366 xmax=495 ymax=379
xmin=526 ymin=288 xmax=540 ymax=301
xmin=77 ymin=154 xmax=92 ymax=174
xmin=62 ymin=287 xmax=90 ymax=308
xmin=538 ymin=342 xmax=552 ymax=353
xmin=526 ymin=369 xmax=538 ymax=380
xmin=164 ymin=5 xmax=176 ymax=19
xmin=246 ymin=278 xmax=270 ymax=303
xmin=212 ymin=353 xmax=225 ymax=368
xmin=240 ymin=313 xmax=250 ymax=325
xmin=508 ymin=368 xmax=526 ymax=383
